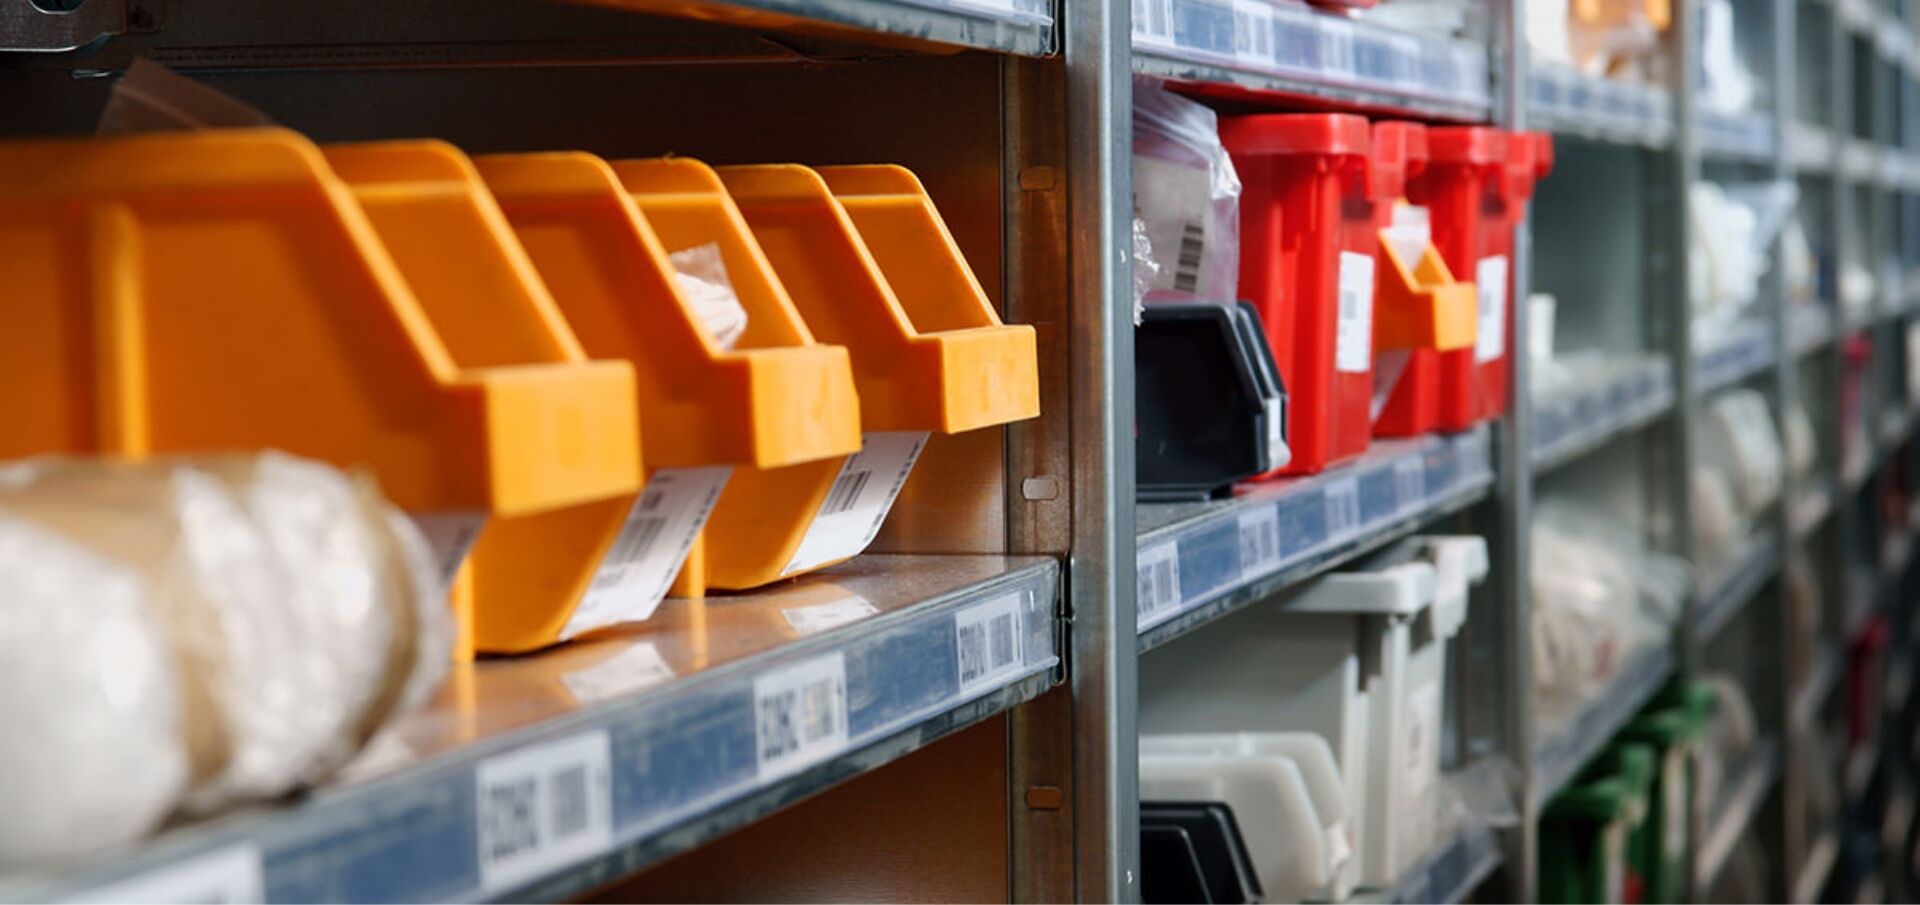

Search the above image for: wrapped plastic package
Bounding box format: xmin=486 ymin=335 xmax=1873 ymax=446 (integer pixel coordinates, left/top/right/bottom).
xmin=1531 ymin=501 xmax=1687 ymax=698
xmin=0 ymin=453 xmax=450 ymax=863
xmin=1133 ymin=76 xmax=1241 ymax=305
xmin=1689 ymin=180 xmax=1797 ymax=336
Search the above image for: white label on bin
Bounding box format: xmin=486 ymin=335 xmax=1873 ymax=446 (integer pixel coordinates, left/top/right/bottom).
xmin=1662 ymin=749 xmax=1687 ymax=866
xmin=80 ymin=845 xmax=263 ymax=903
xmin=782 ymin=432 xmax=928 ymax=577
xmin=781 ymin=596 xmax=880 ymax=637
xmin=1336 ymin=251 xmax=1376 ymax=374
xmin=475 ymin=731 xmax=614 ymax=894
xmin=753 ymin=652 xmax=850 ymax=780
xmin=413 ymin=510 xmax=487 ymax=587
xmin=561 ymin=641 xmax=676 ymax=705
xmin=1264 ymin=395 xmax=1287 ymax=471
xmin=1602 ymin=823 xmax=1627 ymax=905
xmin=954 ymin=591 xmax=1026 ymax=695
xmin=1323 ymin=476 xmax=1362 ymax=544
xmin=1136 ymin=155 xmax=1218 ymax=299
xmin=1404 ymin=683 xmax=1441 ymax=800
xmin=1237 ymin=505 xmax=1282 ymax=577
xmin=564 ymin=466 xmax=732 ymax=640
xmin=1475 ymin=255 xmax=1509 ymax=363
xmin=1137 ymin=540 xmax=1183 ymax=624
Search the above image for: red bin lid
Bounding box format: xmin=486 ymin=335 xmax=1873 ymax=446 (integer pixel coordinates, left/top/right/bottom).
xmin=1218 ymin=112 xmax=1371 ymax=158
xmin=1370 ymin=121 xmax=1427 ymax=197
xmin=1425 ymin=126 xmax=1506 ymax=166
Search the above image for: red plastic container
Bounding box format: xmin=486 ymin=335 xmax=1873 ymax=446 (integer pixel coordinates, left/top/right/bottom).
xmin=1222 ymin=113 xmax=1399 ymax=475
xmin=1387 ymin=128 xmax=1554 ymax=434
xmin=1368 ymin=121 xmax=1438 ymax=436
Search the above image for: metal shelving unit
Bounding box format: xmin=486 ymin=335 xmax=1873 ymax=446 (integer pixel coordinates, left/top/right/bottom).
xmin=3 ymin=0 xmax=1919 ymax=902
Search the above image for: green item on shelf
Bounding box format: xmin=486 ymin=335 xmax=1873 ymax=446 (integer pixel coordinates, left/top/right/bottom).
xmin=1540 ymin=743 xmax=1657 ymax=905
xmin=1619 ymin=683 xmax=1719 ymax=904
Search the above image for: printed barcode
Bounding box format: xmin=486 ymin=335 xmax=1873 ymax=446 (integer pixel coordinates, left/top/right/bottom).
xmin=1137 ymin=542 xmax=1183 ymax=622
xmin=1172 ymin=222 xmax=1205 ymax=293
xmin=1395 ymin=458 xmax=1426 ymax=511
xmin=589 ymin=516 xmax=668 ymax=589
xmin=480 ymin=775 xmax=540 ymax=866
xmin=473 ymin=731 xmax=613 ymax=892
xmin=753 ymin=654 xmax=850 ymax=779
xmin=956 ymin=613 xmax=1018 ymax=686
xmin=1135 ymin=0 xmax=1171 ymax=39
xmin=1324 ymin=478 xmax=1361 ymax=541
xmin=548 ymin=765 xmax=590 ymax=840
xmin=820 ymin=469 xmax=873 ymax=516
xmin=1237 ymin=506 xmax=1281 ymax=576
xmin=1335 ymin=252 xmax=1375 ymax=373
xmin=954 ymin=592 xmax=1025 ymax=694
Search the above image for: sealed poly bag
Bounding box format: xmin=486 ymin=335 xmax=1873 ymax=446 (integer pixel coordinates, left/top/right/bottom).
xmin=1133 ymin=76 xmax=1241 ymax=304
xmin=0 ymin=453 xmax=450 ymax=862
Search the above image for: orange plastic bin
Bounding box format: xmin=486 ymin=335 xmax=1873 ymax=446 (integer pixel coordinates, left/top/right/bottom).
xmin=480 ymin=152 xmax=863 ymax=603
xmin=0 ymin=128 xmax=639 ymax=649
xmin=1221 ymin=113 xmax=1392 ymax=475
xmin=708 ymin=162 xmax=1039 ymax=587
xmin=323 ymin=140 xmax=653 ymax=657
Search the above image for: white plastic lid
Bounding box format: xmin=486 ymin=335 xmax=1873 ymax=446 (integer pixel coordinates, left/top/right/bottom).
xmin=1285 ymin=561 xmax=1436 ymax=617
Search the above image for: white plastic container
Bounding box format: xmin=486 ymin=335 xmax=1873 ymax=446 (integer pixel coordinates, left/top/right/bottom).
xmin=1140 ymin=732 xmax=1350 ymax=904
xmin=1139 ymin=536 xmax=1486 ymax=889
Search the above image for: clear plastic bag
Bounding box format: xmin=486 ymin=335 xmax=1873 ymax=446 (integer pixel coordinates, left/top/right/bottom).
xmin=669 ymin=242 xmax=749 ymax=352
xmin=0 ymin=453 xmax=449 ymax=862
xmin=1690 ymin=180 xmax=1798 ymax=335
xmin=1531 ymin=500 xmax=1689 ymax=696
xmin=1133 ymin=76 xmax=1241 ymax=305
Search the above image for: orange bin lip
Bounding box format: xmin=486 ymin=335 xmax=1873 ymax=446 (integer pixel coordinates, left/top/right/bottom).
xmin=0 ymin=127 xmax=638 ymax=518
xmin=716 ymin=162 xmax=1040 ymax=436
xmin=478 ymin=152 xmax=861 ymax=471
xmin=319 ymin=138 xmax=650 ymax=659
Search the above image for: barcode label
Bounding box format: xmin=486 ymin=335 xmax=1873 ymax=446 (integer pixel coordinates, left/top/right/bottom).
xmin=1137 ymin=541 xmax=1183 ymax=624
xmin=819 ymin=469 xmax=872 ymax=516
xmin=1394 ymin=457 xmax=1426 ymax=512
xmin=412 ymin=510 xmax=487 ymax=586
xmin=1237 ymin=505 xmax=1282 ymax=576
xmin=1231 ymin=0 xmax=1275 ymax=63
xmin=781 ymin=596 xmax=879 ymax=637
xmin=561 ymin=641 xmax=677 ymax=705
xmin=954 ymin=592 xmax=1025 ymax=694
xmin=1134 ymin=0 xmax=1172 ymax=40
xmin=81 ymin=845 xmax=263 ymax=904
xmin=1475 ymin=255 xmax=1509 ymax=363
xmin=753 ymin=653 xmax=850 ymax=780
xmin=1323 ymin=476 xmax=1362 ymax=543
xmin=1335 ymin=251 xmax=1376 ymax=373
xmin=783 ymin=432 xmax=927 ymax=576
xmin=474 ymin=731 xmax=613 ymax=893
xmin=566 ymin=466 xmax=732 ymax=639
xmin=1171 ymin=222 xmax=1205 ymax=293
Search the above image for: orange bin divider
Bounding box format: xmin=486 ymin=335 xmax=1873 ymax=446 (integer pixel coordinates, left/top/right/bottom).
xmin=1374 ymin=223 xmax=1478 ymax=355
xmin=322 ymin=140 xmax=646 ymax=658
xmin=480 ymin=153 xmax=862 ymax=598
xmin=691 ymin=163 xmax=1038 ymax=586
xmin=0 ymin=127 xmax=638 ymax=580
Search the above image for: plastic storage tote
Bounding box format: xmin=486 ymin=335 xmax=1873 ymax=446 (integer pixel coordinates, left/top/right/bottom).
xmin=0 ymin=127 xmax=640 ymax=645
xmin=710 ymin=163 xmax=1038 ymax=587
xmin=1136 ymin=301 xmax=1289 ymax=501
xmin=1138 ymin=535 xmax=1486 ymax=888
xmin=1140 ymin=801 xmax=1264 ymax=905
xmin=1619 ymin=683 xmax=1717 ymax=904
xmin=1220 ymin=113 xmax=1392 ymax=475
xmin=322 ymin=140 xmax=651 ymax=658
xmin=1402 ymin=128 xmax=1554 ymax=431
xmin=1540 ymin=743 xmax=1657 ymax=905
xmin=1369 ymin=121 xmax=1480 ymax=438
xmin=1141 ymin=732 xmax=1353 ymax=903
xmin=476 ymin=152 xmax=863 ymax=606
